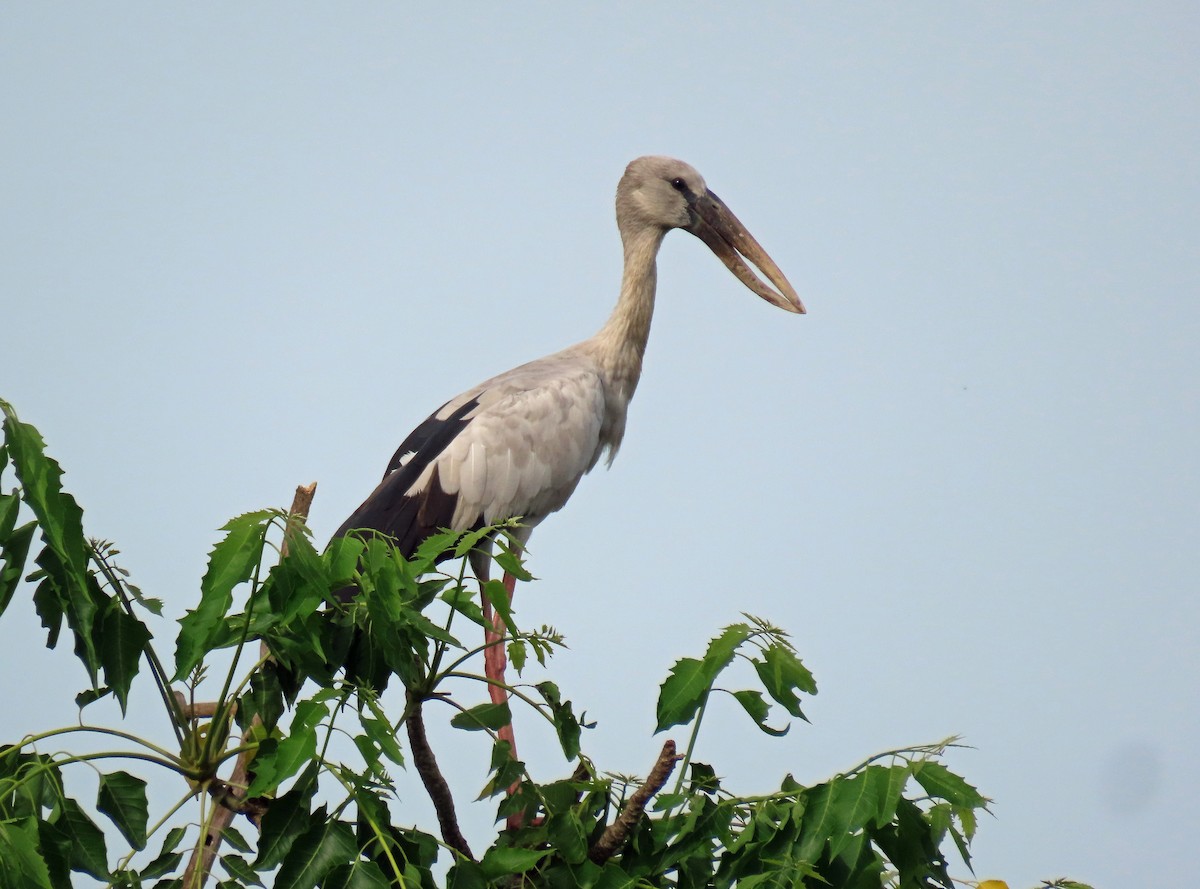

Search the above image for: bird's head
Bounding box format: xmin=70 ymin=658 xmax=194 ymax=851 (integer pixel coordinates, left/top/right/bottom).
xmin=617 ymin=156 xmax=805 ymax=314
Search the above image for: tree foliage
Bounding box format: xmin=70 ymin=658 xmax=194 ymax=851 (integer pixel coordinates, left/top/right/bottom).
xmin=0 ymin=399 xmax=1091 ymax=889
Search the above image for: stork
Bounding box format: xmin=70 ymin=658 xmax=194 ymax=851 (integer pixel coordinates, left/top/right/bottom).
xmin=333 ymin=155 xmax=803 ymax=771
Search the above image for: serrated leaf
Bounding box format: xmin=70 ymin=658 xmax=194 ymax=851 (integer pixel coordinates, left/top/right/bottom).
xmin=98 ymin=605 xmax=151 ymax=714
xmin=1 ymin=402 xmax=101 ymax=680
xmin=0 ymin=517 xmax=35 ymax=616
xmin=361 ymin=716 xmax=405 ymax=767
xmin=324 ymin=860 xmax=392 ymax=889
xmin=508 ymin=638 xmax=526 ymax=674
xmin=55 ymin=797 xmax=109 ymax=879
xmin=253 ymin=765 xmax=319 ymax=870
xmin=479 ymin=739 xmax=524 ymax=799
xmin=138 ymin=849 xmax=183 ymax=879
xmin=247 ymin=698 xmax=328 ymax=797
xmin=728 ymin=689 xmax=789 ymax=736
xmin=236 ymin=661 xmax=285 ymax=732
xmin=174 ymin=510 xmax=275 ymax=680
xmin=751 ymin=643 xmax=816 ymax=720
xmin=0 ymin=818 xmax=53 ymax=889
xmin=96 ymin=770 xmax=149 ymax=850
xmin=865 ymin=764 xmax=909 ymax=829
xmin=450 ymin=701 xmax=512 ymax=732
xmin=912 ymin=761 xmax=987 ymax=809
xmin=479 ymin=846 xmax=549 ymax=878
xmin=399 ymin=528 xmax=458 ymax=574
xmin=703 ymin=622 xmax=753 ymax=674
xmin=535 ymin=681 xmax=582 ymax=760
xmin=481 ymin=579 xmax=518 ymax=639
xmin=655 ymin=657 xmax=708 ymax=731
xmin=448 ymin=858 xmax=487 ymax=889
xmin=797 ymin=781 xmax=835 ymax=862
xmin=826 ymin=769 xmax=888 ymax=859
xmin=158 ymin=826 xmax=188 ymax=856
xmin=441 ymin=585 xmax=485 ymax=626
xmin=688 ymin=761 xmax=720 ymax=795
xmin=491 ymin=542 xmax=533 ymax=583
xmin=547 ymin=810 xmax=589 ymax=864
xmin=221 ymin=853 xmax=264 ymax=886
xmin=220 ymin=825 xmax=252 ymax=854
xmin=35 ymin=817 xmax=73 ymax=888
xmin=274 ymin=818 xmax=357 ymax=889
xmin=75 ymin=686 xmax=112 ymax=709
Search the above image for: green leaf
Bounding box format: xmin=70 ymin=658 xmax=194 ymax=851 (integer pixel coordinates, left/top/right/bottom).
xmin=236 ymin=662 xmax=286 ymax=732
xmin=728 ymin=689 xmax=789 ymax=736
xmin=361 ymin=716 xmax=405 ymax=767
xmin=864 ymin=763 xmax=909 ymax=829
xmin=479 ymin=846 xmax=549 ymax=878
xmin=450 ymin=701 xmax=512 ymax=732
xmin=688 ymin=761 xmax=720 ymax=795
xmin=655 ymin=657 xmax=708 ymax=731
xmin=54 ymin=797 xmax=109 ymax=879
xmin=0 ymin=818 xmax=53 ymax=889
xmin=414 ymin=528 xmax=465 ymax=566
xmin=96 ymin=770 xmax=149 ymax=850
xmin=508 ymin=638 xmax=526 ymax=674
xmin=1 ymin=402 xmax=101 ymax=680
xmin=75 ymin=686 xmax=112 ymax=709
xmin=246 ymin=696 xmax=326 ymax=799
xmin=158 ymin=826 xmax=188 ymax=855
xmin=174 ymin=510 xmax=275 ymax=680
xmin=703 ymin=622 xmax=753 ymax=674
xmin=535 ymin=681 xmax=582 ymax=760
xmin=797 ymin=780 xmax=835 ymax=862
xmin=824 ymin=768 xmax=894 ymax=859
xmin=751 ymin=643 xmax=816 ymax=720
xmin=447 ymin=858 xmax=487 ymax=889
xmin=274 ymin=818 xmax=357 ymax=889
xmin=547 ymin=810 xmax=589 ymax=864
xmin=491 ymin=539 xmax=534 ymax=582
xmin=442 ymin=585 xmax=485 ymax=626
xmin=35 ymin=818 xmax=72 ymax=888
xmin=220 ymin=826 xmax=252 ymax=854
xmin=323 ymin=861 xmax=392 ymax=889
xmin=254 ymin=765 xmax=319 ymax=870
xmin=0 ymin=515 xmax=35 ymax=616
xmin=220 ymin=853 xmax=264 ymax=886
xmin=481 ymin=579 xmax=519 ymax=639
xmin=138 ymin=850 xmax=183 ymax=879
xmin=98 ymin=605 xmax=152 ymax=714
xmin=912 ymin=761 xmax=987 ymax=809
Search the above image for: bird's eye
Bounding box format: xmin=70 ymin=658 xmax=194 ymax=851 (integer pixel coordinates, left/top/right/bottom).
xmin=670 ymin=177 xmax=687 ymax=192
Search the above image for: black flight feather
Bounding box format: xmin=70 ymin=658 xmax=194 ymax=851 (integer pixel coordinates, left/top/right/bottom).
xmin=332 ymin=395 xmax=481 ymax=556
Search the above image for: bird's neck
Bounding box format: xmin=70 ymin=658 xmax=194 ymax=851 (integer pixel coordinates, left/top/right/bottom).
xmin=593 ymin=226 xmax=665 ymax=400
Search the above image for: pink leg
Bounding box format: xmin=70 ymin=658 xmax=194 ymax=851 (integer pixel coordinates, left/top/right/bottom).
xmin=481 ymin=568 xmax=519 ymax=758
xmin=480 ymin=551 xmax=523 ymax=829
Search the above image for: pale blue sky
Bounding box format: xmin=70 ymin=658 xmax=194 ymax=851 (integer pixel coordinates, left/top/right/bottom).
xmin=2 ymin=4 xmax=1197 ymax=886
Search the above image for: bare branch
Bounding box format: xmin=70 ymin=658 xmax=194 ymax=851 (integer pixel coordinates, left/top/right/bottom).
xmin=172 ymin=691 xmax=220 ymax=720
xmin=589 ymin=740 xmax=679 ymax=865
xmin=406 ymin=692 xmax=474 ymax=860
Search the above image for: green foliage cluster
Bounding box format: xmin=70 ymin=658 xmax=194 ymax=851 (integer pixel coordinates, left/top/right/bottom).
xmin=0 ymin=400 xmax=1092 ymax=889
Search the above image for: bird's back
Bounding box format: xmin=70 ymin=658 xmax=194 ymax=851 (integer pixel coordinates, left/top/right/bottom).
xmin=334 ymin=343 xmax=617 ymax=555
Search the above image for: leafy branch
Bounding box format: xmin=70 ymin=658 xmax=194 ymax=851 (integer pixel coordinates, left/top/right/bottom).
xmin=0 ymin=399 xmax=1094 ymax=889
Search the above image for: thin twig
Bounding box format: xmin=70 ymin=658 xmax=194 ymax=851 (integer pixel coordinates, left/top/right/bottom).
xmin=406 ymin=691 xmax=474 ymax=860
xmin=588 ymin=740 xmax=679 ymax=865
xmin=182 ymin=482 xmax=316 ymax=888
